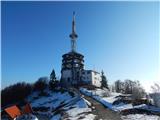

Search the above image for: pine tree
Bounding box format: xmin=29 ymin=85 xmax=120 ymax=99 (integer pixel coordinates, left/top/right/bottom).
xmin=101 ymin=70 xmax=109 ymax=89
xmin=49 ymin=69 xmax=57 ymax=90
xmin=50 ymin=69 xmax=56 ymax=81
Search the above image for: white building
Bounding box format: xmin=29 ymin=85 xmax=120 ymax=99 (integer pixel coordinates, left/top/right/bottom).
xmin=81 ymin=70 xmax=102 ymax=87
xmin=61 ymin=69 xmax=102 ymax=87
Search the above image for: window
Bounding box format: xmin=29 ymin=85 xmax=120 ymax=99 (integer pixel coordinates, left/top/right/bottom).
xmin=74 ymin=64 xmax=79 ymax=67
xmin=68 ymin=78 xmax=70 ymax=82
xmin=67 ymin=60 xmax=72 ymax=62
xmin=74 ymin=59 xmax=79 ymax=63
xmin=87 ymin=71 xmax=90 ymax=74
xmin=66 ymin=64 xmax=72 ymax=68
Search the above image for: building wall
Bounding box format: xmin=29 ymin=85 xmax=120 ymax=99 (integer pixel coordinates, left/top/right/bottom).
xmin=81 ymin=70 xmax=92 ymax=84
xmin=61 ymin=70 xmax=72 ymax=86
xmin=61 ymin=69 xmax=102 ymax=87
xmin=61 ymin=69 xmax=81 ymax=86
xmin=91 ymin=71 xmax=102 ymax=87
xmin=61 ymin=52 xmax=84 ymax=86
xmin=82 ymin=70 xmax=102 ymax=87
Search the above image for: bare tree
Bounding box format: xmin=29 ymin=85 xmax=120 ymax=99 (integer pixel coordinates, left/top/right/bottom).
xmin=151 ymin=83 xmax=160 ymax=93
xmin=150 ymin=83 xmax=160 ymax=107
xmin=115 ymin=80 xmax=124 ymax=93
xmin=132 ymin=83 xmax=146 ymax=100
xmin=124 ymin=79 xmax=137 ymax=94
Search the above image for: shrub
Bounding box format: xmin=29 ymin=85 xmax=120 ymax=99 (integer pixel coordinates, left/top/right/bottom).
xmin=151 ymin=93 xmax=160 ymax=108
xmin=38 ymin=91 xmax=49 ymax=97
xmin=32 ymin=106 xmax=50 ymax=112
xmin=49 ymin=80 xmax=59 ymax=90
xmin=102 ymin=90 xmax=111 ymax=97
xmin=60 ymin=88 xmax=66 ymax=93
xmin=33 ymin=77 xmax=48 ymax=92
xmin=68 ymin=91 xmax=75 ymax=97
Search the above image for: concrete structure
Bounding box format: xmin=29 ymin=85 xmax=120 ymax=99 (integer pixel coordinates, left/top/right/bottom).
xmin=61 ymin=52 xmax=84 ymax=86
xmin=60 ymin=12 xmax=102 ymax=87
xmin=61 ymin=12 xmax=84 ymax=87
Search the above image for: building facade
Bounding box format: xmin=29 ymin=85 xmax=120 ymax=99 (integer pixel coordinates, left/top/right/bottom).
xmin=61 ymin=52 xmax=84 ymax=86
xmin=81 ymin=70 xmax=102 ymax=87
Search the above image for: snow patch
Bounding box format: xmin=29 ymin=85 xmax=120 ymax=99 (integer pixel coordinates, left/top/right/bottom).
xmin=51 ymin=114 xmax=61 ymax=120
xmin=80 ymin=87 xmax=160 ymax=114
xmin=121 ymin=114 xmax=160 ymax=120
xmin=28 ymin=90 xmax=95 ymax=120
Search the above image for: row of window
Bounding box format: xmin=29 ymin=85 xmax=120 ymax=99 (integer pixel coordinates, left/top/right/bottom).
xmin=94 ymin=77 xmax=100 ymax=80
xmin=62 ymin=64 xmax=83 ymax=68
xmin=82 ymin=76 xmax=90 ymax=80
xmin=82 ymin=71 xmax=91 ymax=74
xmin=82 ymin=71 xmax=100 ymax=75
xmin=82 ymin=76 xmax=100 ymax=80
xmin=63 ymin=59 xmax=84 ymax=63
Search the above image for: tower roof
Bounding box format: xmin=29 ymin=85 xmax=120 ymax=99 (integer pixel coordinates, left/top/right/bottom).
xmin=62 ymin=51 xmax=84 ymax=58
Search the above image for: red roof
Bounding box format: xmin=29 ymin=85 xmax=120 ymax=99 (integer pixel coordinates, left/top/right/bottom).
xmin=5 ymin=105 xmax=22 ymax=119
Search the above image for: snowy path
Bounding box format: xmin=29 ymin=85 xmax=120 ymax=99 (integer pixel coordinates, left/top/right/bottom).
xmin=82 ymin=94 xmax=122 ymax=120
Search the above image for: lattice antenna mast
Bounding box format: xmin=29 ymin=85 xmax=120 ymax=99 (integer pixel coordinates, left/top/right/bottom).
xmin=69 ymin=11 xmax=78 ymax=52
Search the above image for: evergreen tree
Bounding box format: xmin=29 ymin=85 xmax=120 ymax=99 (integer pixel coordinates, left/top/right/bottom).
xmin=49 ymin=69 xmax=57 ymax=90
xmin=101 ymin=70 xmax=109 ymax=89
xmin=50 ymin=69 xmax=56 ymax=81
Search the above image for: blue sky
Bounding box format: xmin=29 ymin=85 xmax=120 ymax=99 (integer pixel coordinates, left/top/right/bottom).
xmin=2 ymin=2 xmax=159 ymax=91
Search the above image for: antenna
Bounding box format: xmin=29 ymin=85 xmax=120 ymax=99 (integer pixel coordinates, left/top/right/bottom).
xmin=69 ymin=11 xmax=78 ymax=52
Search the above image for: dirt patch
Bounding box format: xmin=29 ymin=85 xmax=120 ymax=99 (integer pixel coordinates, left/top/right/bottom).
xmin=120 ymin=108 xmax=159 ymax=116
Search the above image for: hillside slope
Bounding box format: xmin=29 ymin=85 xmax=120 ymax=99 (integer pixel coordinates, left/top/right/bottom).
xmin=27 ymin=88 xmax=95 ymax=120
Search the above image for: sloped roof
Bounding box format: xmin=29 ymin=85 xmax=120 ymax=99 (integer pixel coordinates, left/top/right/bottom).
xmin=5 ymin=105 xmax=22 ymax=119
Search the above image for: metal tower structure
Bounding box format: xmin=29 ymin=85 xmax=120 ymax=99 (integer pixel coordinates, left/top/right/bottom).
xmin=61 ymin=12 xmax=84 ymax=87
xmin=69 ymin=12 xmax=78 ymax=52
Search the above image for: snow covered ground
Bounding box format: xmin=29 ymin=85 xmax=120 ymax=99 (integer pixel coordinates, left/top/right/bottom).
xmin=80 ymin=88 xmax=160 ymax=112
xmin=15 ymin=114 xmax=38 ymax=120
xmin=121 ymin=114 xmax=160 ymax=120
xmin=80 ymin=87 xmax=119 ymax=110
xmin=2 ymin=87 xmax=159 ymax=120
xmin=80 ymin=87 xmax=160 ymax=120
xmin=27 ymin=89 xmax=96 ymax=120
